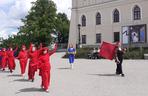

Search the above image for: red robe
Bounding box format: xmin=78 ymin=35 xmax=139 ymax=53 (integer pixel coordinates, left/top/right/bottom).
xmin=7 ymin=48 xmax=18 ymax=72
xmin=0 ymin=51 xmax=2 ymax=68
xmin=37 ymin=45 xmax=43 ymax=76
xmin=0 ymin=51 xmax=8 ymax=70
xmin=28 ymin=50 xmax=39 ymax=80
xmin=38 ymin=44 xmax=57 ymax=90
xmin=17 ymin=50 xmax=28 ymax=75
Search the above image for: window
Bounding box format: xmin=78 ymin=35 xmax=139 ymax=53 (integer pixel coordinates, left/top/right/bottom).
xmin=96 ymin=12 xmax=101 ymax=25
xmin=133 ymin=5 xmax=141 ymax=20
xmin=96 ymin=33 xmax=101 ymax=43
xmin=113 ymin=9 xmax=120 ymax=23
xmin=82 ymin=35 xmax=86 ymax=44
xmin=114 ymin=32 xmax=120 ymax=42
xmin=82 ymin=15 xmax=86 ymax=27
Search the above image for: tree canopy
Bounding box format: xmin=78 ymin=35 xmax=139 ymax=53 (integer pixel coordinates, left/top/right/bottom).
xmin=0 ymin=0 xmax=70 ymax=48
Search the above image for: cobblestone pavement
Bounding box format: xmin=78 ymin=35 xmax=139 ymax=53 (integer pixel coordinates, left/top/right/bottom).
xmin=0 ymin=52 xmax=148 ymax=96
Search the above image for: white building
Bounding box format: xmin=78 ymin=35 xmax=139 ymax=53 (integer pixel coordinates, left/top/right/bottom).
xmin=69 ymin=0 xmax=148 ymax=48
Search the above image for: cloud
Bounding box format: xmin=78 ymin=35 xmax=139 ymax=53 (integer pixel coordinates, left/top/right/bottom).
xmin=54 ymin=0 xmax=71 ymax=19
xmin=0 ymin=0 xmax=71 ymax=39
xmin=0 ymin=0 xmax=14 ymax=6
xmin=0 ymin=0 xmax=36 ymax=39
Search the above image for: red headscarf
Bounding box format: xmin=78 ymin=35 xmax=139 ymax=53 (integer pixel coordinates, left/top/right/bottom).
xmin=42 ymin=47 xmax=49 ymax=51
xmin=22 ymin=45 xmax=26 ymax=48
xmin=2 ymin=48 xmax=6 ymax=51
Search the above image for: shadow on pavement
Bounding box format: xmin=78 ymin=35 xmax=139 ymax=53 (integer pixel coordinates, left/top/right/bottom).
xmin=16 ymin=87 xmax=44 ymax=94
xmin=13 ymin=79 xmax=29 ymax=82
xmin=88 ymin=73 xmax=117 ymax=77
xmin=98 ymin=74 xmax=117 ymax=76
xmin=57 ymin=67 xmax=70 ymax=70
xmin=0 ymin=70 xmax=10 ymax=73
xmin=7 ymin=74 xmax=21 ymax=77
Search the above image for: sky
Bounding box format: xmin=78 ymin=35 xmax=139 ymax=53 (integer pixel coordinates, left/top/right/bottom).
xmin=0 ymin=0 xmax=71 ymax=39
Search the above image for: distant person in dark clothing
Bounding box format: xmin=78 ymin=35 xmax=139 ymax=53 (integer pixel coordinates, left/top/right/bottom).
xmin=115 ymin=46 xmax=126 ymax=77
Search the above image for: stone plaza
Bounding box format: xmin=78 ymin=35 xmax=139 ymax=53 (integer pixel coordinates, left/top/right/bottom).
xmin=0 ymin=52 xmax=148 ymax=96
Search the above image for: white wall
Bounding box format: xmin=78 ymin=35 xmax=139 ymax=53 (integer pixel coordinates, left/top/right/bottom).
xmin=69 ymin=0 xmax=148 ymax=47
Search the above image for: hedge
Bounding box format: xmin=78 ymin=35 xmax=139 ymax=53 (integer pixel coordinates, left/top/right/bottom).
xmin=63 ymin=47 xmax=148 ymax=59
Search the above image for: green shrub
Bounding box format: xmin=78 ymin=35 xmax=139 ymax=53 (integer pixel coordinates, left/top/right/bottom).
xmin=124 ymin=51 xmax=143 ymax=59
xmin=63 ymin=47 xmax=148 ymax=59
xmin=143 ymin=47 xmax=148 ymax=53
xmin=62 ymin=48 xmax=91 ymax=59
xmin=124 ymin=47 xmax=148 ymax=59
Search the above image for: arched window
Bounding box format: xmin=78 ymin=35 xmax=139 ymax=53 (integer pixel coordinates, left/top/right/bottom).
xmin=133 ymin=5 xmax=141 ymax=20
xmin=96 ymin=12 xmax=101 ymax=25
xmin=113 ymin=9 xmax=120 ymax=23
xmin=81 ymin=15 xmax=86 ymax=27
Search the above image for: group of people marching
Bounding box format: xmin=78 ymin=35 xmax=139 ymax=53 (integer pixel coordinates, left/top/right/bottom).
xmin=0 ymin=43 xmax=57 ymax=92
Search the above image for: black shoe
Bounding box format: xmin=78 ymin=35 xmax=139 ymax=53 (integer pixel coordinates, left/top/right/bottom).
xmin=32 ymin=79 xmax=34 ymax=82
xmin=121 ymin=74 xmax=125 ymax=77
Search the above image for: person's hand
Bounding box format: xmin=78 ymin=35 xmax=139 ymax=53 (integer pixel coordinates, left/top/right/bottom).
xmin=51 ymin=43 xmax=56 ymax=49
xmin=115 ymin=59 xmax=120 ymax=64
xmin=123 ymin=48 xmax=127 ymax=53
xmin=117 ymin=60 xmax=120 ymax=64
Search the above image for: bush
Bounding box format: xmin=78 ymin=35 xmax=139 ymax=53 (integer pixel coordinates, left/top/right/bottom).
xmin=143 ymin=47 xmax=148 ymax=54
xmin=62 ymin=48 xmax=92 ymax=59
xmin=124 ymin=51 xmax=143 ymax=59
xmin=124 ymin=47 xmax=148 ymax=59
xmin=63 ymin=47 xmax=148 ymax=59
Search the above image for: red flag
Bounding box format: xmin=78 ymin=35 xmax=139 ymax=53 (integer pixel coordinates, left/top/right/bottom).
xmin=99 ymin=41 xmax=118 ymax=60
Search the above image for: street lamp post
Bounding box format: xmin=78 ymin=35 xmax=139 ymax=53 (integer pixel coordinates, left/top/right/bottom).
xmin=77 ymin=24 xmax=81 ymax=48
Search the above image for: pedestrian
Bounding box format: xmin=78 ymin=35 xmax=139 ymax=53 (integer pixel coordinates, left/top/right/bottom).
xmin=115 ymin=46 xmax=126 ymax=77
xmin=0 ymin=48 xmax=2 ymax=69
xmin=38 ymin=43 xmax=43 ymax=77
xmin=0 ymin=48 xmax=8 ymax=71
xmin=28 ymin=44 xmax=38 ymax=82
xmin=92 ymin=48 xmax=98 ymax=59
xmin=67 ymin=44 xmax=76 ymax=69
xmin=7 ymin=46 xmax=18 ymax=73
xmin=17 ymin=45 xmax=28 ymax=77
xmin=38 ymin=43 xmax=57 ymax=92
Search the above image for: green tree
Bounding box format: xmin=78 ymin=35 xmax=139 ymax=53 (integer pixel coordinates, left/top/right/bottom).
xmin=55 ymin=13 xmax=70 ymax=43
xmin=19 ymin=0 xmax=57 ymax=45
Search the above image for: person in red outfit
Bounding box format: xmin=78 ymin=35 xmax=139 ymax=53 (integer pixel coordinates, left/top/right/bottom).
xmin=38 ymin=43 xmax=43 ymax=76
xmin=0 ymin=49 xmax=2 ymax=69
xmin=17 ymin=45 xmax=28 ymax=77
xmin=28 ymin=44 xmax=39 ymax=82
xmin=0 ymin=48 xmax=8 ymax=71
xmin=38 ymin=43 xmax=57 ymax=92
xmin=7 ymin=47 xmax=18 ymax=73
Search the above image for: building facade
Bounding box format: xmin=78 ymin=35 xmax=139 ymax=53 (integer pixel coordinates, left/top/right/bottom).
xmin=69 ymin=0 xmax=148 ymax=48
